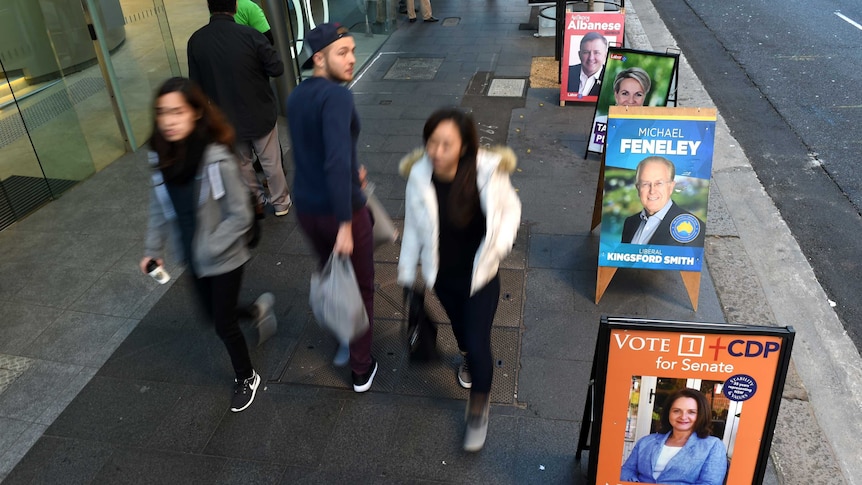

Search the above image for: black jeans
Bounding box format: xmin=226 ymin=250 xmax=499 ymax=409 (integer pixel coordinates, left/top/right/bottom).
xmin=192 ymin=265 xmax=254 ymax=381
xmin=434 ymin=274 xmax=500 ymax=394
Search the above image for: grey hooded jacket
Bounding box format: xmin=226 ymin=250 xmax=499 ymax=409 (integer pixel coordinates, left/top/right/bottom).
xmin=144 ymin=143 xmax=253 ymax=277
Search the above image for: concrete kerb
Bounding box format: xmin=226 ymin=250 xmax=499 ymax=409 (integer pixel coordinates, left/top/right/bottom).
xmin=627 ymin=0 xmax=862 ymax=483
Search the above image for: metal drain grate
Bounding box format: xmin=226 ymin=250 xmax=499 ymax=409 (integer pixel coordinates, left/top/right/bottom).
xmin=384 ymin=57 xmax=445 ymax=80
xmin=276 ymin=317 xmax=520 ymax=404
xmin=487 ymin=78 xmax=527 ymax=97
xmin=0 ymin=175 xmax=78 ymax=231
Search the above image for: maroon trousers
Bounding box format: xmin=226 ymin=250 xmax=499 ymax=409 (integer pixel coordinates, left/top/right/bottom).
xmin=298 ymin=206 xmax=375 ymax=375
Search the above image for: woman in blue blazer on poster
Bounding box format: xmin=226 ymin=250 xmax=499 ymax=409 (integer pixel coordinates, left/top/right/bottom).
xmin=621 ymin=388 xmax=728 ymax=484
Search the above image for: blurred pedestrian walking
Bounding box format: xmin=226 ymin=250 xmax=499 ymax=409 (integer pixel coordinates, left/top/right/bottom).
xmin=398 ymin=108 xmax=521 ymax=451
xmin=141 ymin=77 xmax=277 ymax=413
xmin=286 ymin=23 xmax=378 ymax=393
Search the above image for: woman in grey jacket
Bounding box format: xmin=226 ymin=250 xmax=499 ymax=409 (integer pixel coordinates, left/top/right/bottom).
xmin=140 ymin=77 xmax=275 ymax=413
xmin=398 ymin=108 xmax=521 ymax=451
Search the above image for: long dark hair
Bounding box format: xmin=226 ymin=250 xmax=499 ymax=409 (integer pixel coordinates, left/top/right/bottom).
xmin=659 ymin=388 xmax=713 ymax=439
xmin=148 ymin=77 xmax=235 ymax=181
xmin=423 ymin=108 xmax=480 ymax=227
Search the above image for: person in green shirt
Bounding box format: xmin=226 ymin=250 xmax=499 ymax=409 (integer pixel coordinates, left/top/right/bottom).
xmin=235 ymin=0 xmax=274 ymax=44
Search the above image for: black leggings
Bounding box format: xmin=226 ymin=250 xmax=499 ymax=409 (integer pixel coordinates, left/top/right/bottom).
xmin=192 ymin=265 xmax=254 ymax=381
xmin=434 ymin=275 xmax=500 ymax=394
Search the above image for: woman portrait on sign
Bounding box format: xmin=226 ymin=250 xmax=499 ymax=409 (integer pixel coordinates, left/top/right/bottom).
xmin=620 ymin=388 xmax=728 ymax=484
xmin=613 ymin=67 xmax=652 ymax=107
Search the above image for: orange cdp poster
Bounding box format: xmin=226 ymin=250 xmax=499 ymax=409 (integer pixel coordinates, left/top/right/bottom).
xmin=578 ymin=317 xmax=794 ymax=485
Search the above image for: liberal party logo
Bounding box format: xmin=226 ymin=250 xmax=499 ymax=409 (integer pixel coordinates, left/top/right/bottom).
xmin=670 ymin=214 xmax=701 ymax=243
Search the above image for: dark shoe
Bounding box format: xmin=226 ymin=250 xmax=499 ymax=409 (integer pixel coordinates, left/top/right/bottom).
xmin=352 ymin=358 xmax=378 ymax=393
xmin=230 ymin=370 xmax=260 ymax=412
xmin=424 ymin=16 xmax=439 ymax=22
xmin=408 ymin=17 xmax=417 ymax=23
xmin=463 ymin=393 xmax=490 ymax=452
xmin=458 ymin=352 xmax=472 ymax=389
xmin=253 ymin=292 xmax=277 ymax=346
xmin=254 ymin=202 xmax=265 ymax=220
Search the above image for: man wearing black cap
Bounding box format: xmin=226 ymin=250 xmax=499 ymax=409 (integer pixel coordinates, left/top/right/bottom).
xmin=286 ymin=23 xmax=378 ymax=393
xmin=188 ymin=0 xmax=292 ymax=219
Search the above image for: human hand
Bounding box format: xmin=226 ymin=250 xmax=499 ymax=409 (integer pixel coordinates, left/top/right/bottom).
xmin=333 ymin=222 xmax=353 ymax=256
xmin=358 ymin=165 xmax=368 ymax=190
xmin=139 ymin=257 xmax=164 ymax=275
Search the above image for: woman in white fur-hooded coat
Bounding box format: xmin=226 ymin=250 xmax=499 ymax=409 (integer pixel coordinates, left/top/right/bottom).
xmin=397 ymin=108 xmax=521 ymax=452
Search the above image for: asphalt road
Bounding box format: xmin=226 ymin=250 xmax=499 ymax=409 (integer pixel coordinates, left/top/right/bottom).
xmin=650 ymin=0 xmax=862 ymax=350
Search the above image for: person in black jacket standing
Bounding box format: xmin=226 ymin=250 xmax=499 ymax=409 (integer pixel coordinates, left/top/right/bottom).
xmin=188 ymin=0 xmax=292 ymax=218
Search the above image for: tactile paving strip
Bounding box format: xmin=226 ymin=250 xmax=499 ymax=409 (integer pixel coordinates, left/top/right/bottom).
xmin=0 ymin=77 xmax=105 ymax=149
xmin=0 ymin=354 xmax=33 ymax=394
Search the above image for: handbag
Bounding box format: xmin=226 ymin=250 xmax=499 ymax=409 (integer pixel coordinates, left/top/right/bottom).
xmin=364 ymin=182 xmax=398 ymax=248
xmin=309 ymin=252 xmax=370 ymax=345
xmin=403 ymin=287 xmax=439 ymax=361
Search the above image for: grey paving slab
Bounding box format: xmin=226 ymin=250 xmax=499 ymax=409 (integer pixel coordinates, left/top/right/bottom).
xmin=513 ymin=417 xmax=583 ymax=485
xmin=527 ymin=233 xmax=598 ymax=271
xmin=379 ymin=405 xmax=519 ymax=483
xmin=68 ymin=270 xmax=160 ymax=318
xmin=45 ymin=376 xmax=189 ymax=445
xmin=523 ymin=267 xmax=576 ymax=315
xmin=216 ymin=459 xmax=286 ymax=485
xmin=203 ymin=393 xmax=342 ymax=466
xmin=0 ymin=262 xmax=40 ymax=301
xmin=97 ymin=322 xmax=251 ymax=387
xmin=1 ymin=435 xmax=115 ymax=485
xmin=33 ymin=365 xmax=98 ymax=426
xmin=0 ymin=301 xmax=65 ymax=353
xmin=128 ymin=275 xmax=180 ymax=320
xmin=0 ymin=359 xmax=84 ymax=422
xmin=244 ymin=254 xmax=318 ymax=291
xmin=317 ymin=401 xmax=400 ymax=475
xmin=521 ymin=308 xmax=598 ymax=362
xmin=12 ymin=265 xmax=102 ymax=309
xmin=141 ymin=385 xmax=229 ymax=454
xmin=21 ymin=311 xmax=136 ymax=367
xmin=91 ymin=447 xmax=227 ymax=484
xmin=0 ymin=423 xmax=47 ymax=482
xmin=0 ymin=230 xmax=78 ymax=268
xmin=0 ymin=418 xmax=30 ymax=464
xmin=129 ymin=275 xmax=203 ymax=328
xmin=517 ymin=356 xmax=591 ymax=421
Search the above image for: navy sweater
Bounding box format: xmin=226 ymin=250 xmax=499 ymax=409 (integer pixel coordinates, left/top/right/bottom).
xmin=286 ymin=77 xmax=365 ymax=223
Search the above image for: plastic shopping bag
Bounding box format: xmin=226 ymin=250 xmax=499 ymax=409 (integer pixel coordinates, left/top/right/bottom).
xmin=309 ymin=252 xmax=370 ymax=344
xmin=365 ymin=182 xmax=398 ymax=248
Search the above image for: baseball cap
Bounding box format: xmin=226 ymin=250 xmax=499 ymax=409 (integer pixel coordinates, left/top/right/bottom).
xmin=302 ymin=23 xmax=352 ymax=70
